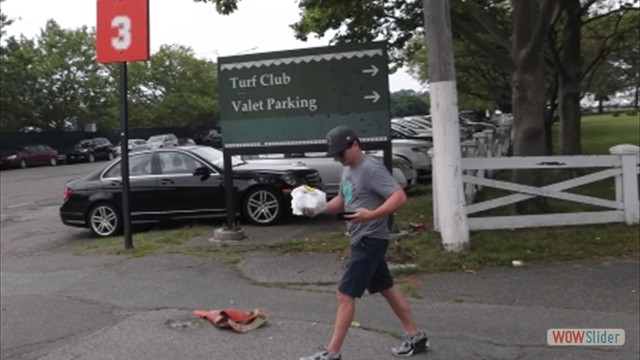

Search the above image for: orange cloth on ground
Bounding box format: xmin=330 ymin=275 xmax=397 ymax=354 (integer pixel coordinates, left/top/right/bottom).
xmin=194 ymin=308 xmax=267 ymax=333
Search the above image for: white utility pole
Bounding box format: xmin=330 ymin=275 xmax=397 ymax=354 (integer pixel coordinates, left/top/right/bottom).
xmin=423 ymin=0 xmax=470 ymax=251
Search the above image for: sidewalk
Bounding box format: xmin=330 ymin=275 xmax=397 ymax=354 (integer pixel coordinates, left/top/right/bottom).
xmin=1 ymin=237 xmax=638 ymax=360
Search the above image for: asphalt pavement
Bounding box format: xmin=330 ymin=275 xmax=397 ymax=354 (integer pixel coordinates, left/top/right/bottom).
xmin=1 ymin=230 xmax=638 ymax=360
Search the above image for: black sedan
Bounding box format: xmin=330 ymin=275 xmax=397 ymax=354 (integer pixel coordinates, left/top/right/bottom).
xmin=66 ymin=137 xmax=115 ymax=163
xmin=60 ymin=146 xmax=323 ymax=237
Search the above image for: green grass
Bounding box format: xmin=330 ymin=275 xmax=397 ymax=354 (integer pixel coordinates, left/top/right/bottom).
xmin=277 ymin=183 xmax=638 ymax=277
xmin=73 ymin=224 xmax=215 ymax=257
xmin=474 ymin=113 xmax=639 ymax=215
xmin=570 ymin=114 xmax=639 ymax=154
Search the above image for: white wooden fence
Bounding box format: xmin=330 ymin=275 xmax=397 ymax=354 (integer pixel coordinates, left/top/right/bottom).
xmin=431 ymin=124 xmax=640 ymax=231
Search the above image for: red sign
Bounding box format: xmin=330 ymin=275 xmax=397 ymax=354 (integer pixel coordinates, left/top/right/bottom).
xmin=97 ymin=0 xmax=149 ymax=63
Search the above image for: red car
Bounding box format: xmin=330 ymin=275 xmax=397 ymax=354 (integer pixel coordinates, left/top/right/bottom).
xmin=1 ymin=144 xmax=59 ymax=169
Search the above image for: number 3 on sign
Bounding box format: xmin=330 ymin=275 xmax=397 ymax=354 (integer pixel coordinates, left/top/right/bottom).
xmin=111 ymin=15 xmax=132 ymax=51
xmin=96 ymin=0 xmax=149 ymax=63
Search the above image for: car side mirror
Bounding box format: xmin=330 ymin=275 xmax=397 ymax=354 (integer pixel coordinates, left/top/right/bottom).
xmin=193 ymin=166 xmax=210 ymax=181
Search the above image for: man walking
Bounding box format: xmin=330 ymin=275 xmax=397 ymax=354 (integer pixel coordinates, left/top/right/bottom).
xmin=301 ymin=126 xmax=428 ymax=360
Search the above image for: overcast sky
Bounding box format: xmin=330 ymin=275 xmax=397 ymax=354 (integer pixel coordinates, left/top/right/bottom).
xmin=2 ymin=0 xmax=425 ymax=92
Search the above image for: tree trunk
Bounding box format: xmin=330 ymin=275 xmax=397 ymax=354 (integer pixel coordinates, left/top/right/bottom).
xmin=545 ymin=76 xmax=558 ymax=156
xmin=544 ymin=111 xmax=557 ymax=156
xmin=512 ymin=66 xmax=546 ymax=157
xmin=598 ymin=99 xmax=604 ymax=113
xmin=511 ymin=0 xmax=549 ymax=213
xmin=558 ymin=0 xmax=582 ymax=155
xmin=511 ymin=57 xmax=547 ymax=213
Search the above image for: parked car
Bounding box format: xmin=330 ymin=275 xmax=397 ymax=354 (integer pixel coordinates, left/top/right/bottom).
xmin=395 ymin=116 xmax=432 ymax=132
xmin=59 ymin=146 xmax=323 ymax=237
xmin=112 ymin=139 xmax=149 ymax=157
xmin=147 ymin=134 xmax=178 ymax=149
xmin=367 ymin=151 xmax=417 ymax=190
xmin=459 ymin=116 xmax=498 ymax=133
xmin=242 ymin=151 xmax=417 ymax=197
xmin=193 ymin=129 xmax=223 ymax=148
xmin=391 ymin=139 xmax=432 ymax=177
xmin=66 ymin=137 xmax=115 ymax=163
xmin=1 ymin=144 xmax=59 ymax=169
xmin=392 ymin=118 xmax=433 ymax=139
xmin=178 ymin=137 xmax=196 ymax=146
xmin=391 ymin=122 xmax=431 ymax=140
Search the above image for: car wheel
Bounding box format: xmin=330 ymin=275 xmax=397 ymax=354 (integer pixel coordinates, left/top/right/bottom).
xmin=49 ymin=157 xmax=57 ymax=166
xmin=19 ymin=159 xmax=27 ymax=168
xmin=88 ymin=202 xmax=121 ymax=237
xmin=88 ymin=153 xmax=95 ymax=163
xmin=243 ymin=186 xmax=285 ymax=225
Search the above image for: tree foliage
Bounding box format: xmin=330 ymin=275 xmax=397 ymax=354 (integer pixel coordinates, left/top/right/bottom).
xmin=0 ymin=17 xmax=220 ymax=132
xmin=390 ymin=90 xmax=429 ymax=117
xmin=127 ymin=45 xmax=219 ymax=128
xmin=194 ymin=0 xmax=637 ymax=157
xmin=0 ymin=0 xmax=13 ymax=39
xmin=195 ymin=0 xmax=424 ymax=70
xmin=582 ymin=7 xmax=639 ymax=105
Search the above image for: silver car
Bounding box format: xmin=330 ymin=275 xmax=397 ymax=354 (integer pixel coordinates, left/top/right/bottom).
xmin=243 ymin=152 xmax=417 ymax=197
xmin=113 ymin=139 xmax=149 ymax=157
xmin=147 ymin=134 xmax=178 ymax=149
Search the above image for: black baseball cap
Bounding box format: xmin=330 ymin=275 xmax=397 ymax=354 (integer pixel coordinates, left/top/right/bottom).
xmin=326 ymin=126 xmax=358 ymax=157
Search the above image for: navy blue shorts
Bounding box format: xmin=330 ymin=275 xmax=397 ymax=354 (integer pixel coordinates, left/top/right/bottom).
xmin=338 ymin=236 xmax=394 ymax=298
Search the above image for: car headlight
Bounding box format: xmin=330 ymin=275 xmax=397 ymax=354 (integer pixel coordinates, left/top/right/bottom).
xmin=394 ymin=158 xmax=412 ymax=169
xmin=281 ymin=174 xmax=301 ymax=186
xmin=6 ymin=155 xmax=16 ymax=160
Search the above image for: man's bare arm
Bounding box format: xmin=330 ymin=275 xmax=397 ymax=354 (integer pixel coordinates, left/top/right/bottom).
xmin=347 ymin=188 xmax=407 ymax=223
xmin=324 ymin=195 xmax=345 ymax=215
xmin=304 ymin=195 xmax=344 ymax=217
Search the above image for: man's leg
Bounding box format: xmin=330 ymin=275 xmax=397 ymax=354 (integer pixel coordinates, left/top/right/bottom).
xmin=380 ymin=286 xmax=419 ymax=335
xmin=327 ymin=290 xmax=356 ymax=355
xmin=382 ymin=286 xmax=429 ymax=356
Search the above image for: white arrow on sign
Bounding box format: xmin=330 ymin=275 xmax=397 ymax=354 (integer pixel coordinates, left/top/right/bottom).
xmin=362 ymin=64 xmax=379 ymax=77
xmin=364 ymin=91 xmax=380 ymax=103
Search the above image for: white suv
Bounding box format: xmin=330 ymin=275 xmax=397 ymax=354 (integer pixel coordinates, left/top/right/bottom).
xmin=147 ymin=134 xmax=178 ymax=149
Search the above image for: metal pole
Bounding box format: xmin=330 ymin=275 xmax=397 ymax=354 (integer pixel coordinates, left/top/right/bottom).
xmin=119 ymin=61 xmax=133 ymax=249
xmin=383 ymin=140 xmax=396 ymax=232
xmin=423 ymin=0 xmax=469 ymax=251
xmin=223 ymin=149 xmax=236 ymax=229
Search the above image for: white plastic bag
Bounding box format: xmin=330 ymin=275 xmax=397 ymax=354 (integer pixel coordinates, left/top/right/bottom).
xmin=291 ymin=185 xmax=327 ymax=216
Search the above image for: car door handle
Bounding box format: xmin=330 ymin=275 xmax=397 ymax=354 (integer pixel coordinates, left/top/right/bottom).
xmin=160 ymin=179 xmax=174 ymax=185
xmin=110 ymin=180 xmax=121 ymax=186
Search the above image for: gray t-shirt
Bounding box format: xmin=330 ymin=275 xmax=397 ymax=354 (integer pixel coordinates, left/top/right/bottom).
xmin=339 ymin=154 xmax=401 ymax=244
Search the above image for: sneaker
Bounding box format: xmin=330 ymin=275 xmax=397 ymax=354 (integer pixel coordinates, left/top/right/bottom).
xmin=391 ymin=330 xmax=429 ymax=357
xmin=300 ymin=345 xmax=342 ymax=360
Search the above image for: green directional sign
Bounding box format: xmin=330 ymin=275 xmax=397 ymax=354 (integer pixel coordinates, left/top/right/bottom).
xmin=218 ymin=42 xmax=390 ymax=148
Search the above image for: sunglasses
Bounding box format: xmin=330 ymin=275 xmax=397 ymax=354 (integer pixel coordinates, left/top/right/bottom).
xmin=334 ymin=141 xmax=355 ymax=159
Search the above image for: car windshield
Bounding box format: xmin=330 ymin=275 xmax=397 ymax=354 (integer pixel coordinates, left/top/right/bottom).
xmin=116 ymin=140 xmax=139 ymax=147
xmin=76 ymin=140 xmax=92 ymax=148
xmin=391 ymin=124 xmax=418 ymax=136
xmin=148 ymin=136 xmax=163 ymax=143
xmin=191 ymin=147 xmax=245 ymax=168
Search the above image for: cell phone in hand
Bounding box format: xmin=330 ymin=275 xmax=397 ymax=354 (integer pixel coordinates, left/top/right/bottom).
xmin=336 ymin=212 xmax=355 ymax=221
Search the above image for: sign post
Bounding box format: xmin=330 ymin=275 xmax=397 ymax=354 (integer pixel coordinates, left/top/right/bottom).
xmin=97 ymin=0 xmax=150 ymax=249
xmin=217 ymin=42 xmax=391 ymax=237
xmin=218 ymin=42 xmax=390 ymax=147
